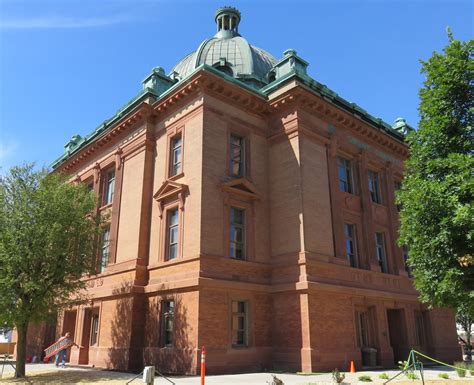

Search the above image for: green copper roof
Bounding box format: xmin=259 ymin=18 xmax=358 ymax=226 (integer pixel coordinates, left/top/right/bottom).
xmin=52 ymin=7 xmax=412 ymax=170
xmin=51 ymin=88 xmax=159 ymax=169
xmin=171 ymin=6 xmax=277 ymax=88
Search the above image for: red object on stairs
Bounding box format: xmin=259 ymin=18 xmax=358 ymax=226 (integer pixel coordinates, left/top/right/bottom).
xmin=43 ymin=338 xmax=74 ymax=359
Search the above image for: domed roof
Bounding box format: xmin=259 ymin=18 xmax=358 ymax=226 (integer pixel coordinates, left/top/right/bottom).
xmin=171 ymin=7 xmax=277 ymax=87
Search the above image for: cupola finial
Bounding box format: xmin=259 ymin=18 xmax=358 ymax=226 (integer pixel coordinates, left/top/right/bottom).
xmin=215 ymin=6 xmax=241 ymax=38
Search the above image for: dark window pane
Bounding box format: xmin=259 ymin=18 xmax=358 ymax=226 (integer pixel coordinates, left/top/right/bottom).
xmin=231 ymin=301 xmax=247 ymax=347
xmin=338 ymin=157 xmax=353 ymax=194
xmin=230 ymin=207 xmax=245 ymax=260
xmin=368 ymin=171 xmax=381 ymax=203
xmin=344 ymin=223 xmax=358 ymax=268
xmin=162 ymin=300 xmax=174 ymax=346
xmin=375 ymin=232 xmax=388 ymax=273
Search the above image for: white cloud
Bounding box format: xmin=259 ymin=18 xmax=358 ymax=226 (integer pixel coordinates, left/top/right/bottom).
xmin=0 ymin=14 xmax=129 ymax=29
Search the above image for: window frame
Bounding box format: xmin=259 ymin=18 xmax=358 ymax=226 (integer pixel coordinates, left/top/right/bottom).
xmin=231 ymin=300 xmax=248 ymax=348
xmin=102 ymin=168 xmax=116 ymax=206
xmin=229 ymin=134 xmax=246 ymax=178
xmin=90 ymin=312 xmax=100 ymax=346
xmin=169 ymin=134 xmax=183 ymax=178
xmin=368 ymin=170 xmax=382 ymax=204
xmin=414 ymin=310 xmax=426 ymax=346
xmin=344 ymin=223 xmax=359 ymax=268
xmin=161 ymin=300 xmax=175 ymax=347
xmin=85 ymin=178 xmax=94 ymax=194
xmin=337 ymin=157 xmax=354 ymax=194
xmin=99 ymin=225 xmax=110 ymax=273
xmin=394 ymin=181 xmax=402 ymax=212
xmin=166 ymin=207 xmax=180 ymax=261
xmin=402 ymin=246 xmax=413 ymax=278
xmin=375 ymin=232 xmax=388 ymax=273
xmin=355 ymin=310 xmax=370 ymax=348
xmin=229 ymin=207 xmax=246 ymax=260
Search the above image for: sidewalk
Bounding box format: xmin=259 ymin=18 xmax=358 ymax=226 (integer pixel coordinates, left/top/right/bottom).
xmin=0 ymin=363 xmax=473 ymax=384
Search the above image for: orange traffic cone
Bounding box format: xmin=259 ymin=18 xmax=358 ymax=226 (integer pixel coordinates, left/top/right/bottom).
xmin=349 ymin=360 xmax=356 ymax=373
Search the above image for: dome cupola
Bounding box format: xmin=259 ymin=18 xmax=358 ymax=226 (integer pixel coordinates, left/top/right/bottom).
xmin=215 ymin=6 xmax=241 ymax=38
xmin=171 ymin=7 xmax=277 ymax=88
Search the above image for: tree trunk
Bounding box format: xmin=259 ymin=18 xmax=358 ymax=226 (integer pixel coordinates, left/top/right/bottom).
xmin=15 ymin=322 xmax=28 ymax=378
xmin=466 ymin=328 xmax=472 ymax=362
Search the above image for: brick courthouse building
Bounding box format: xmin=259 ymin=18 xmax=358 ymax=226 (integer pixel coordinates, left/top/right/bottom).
xmin=47 ymin=6 xmax=459 ymax=374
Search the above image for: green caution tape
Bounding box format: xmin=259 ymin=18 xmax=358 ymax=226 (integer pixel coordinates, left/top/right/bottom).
xmin=412 ymin=349 xmax=468 ymax=371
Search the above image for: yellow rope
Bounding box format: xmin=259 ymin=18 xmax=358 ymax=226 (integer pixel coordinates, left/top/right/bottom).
xmin=412 ymin=349 xmax=469 ymax=371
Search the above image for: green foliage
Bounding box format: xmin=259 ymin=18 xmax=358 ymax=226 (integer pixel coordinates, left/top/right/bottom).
xmin=0 ymin=165 xmax=104 ymax=375
xmin=398 ymin=360 xmax=409 ymax=370
xmin=332 ymin=369 xmax=345 ymax=384
xmin=357 ymin=375 xmax=372 ymax=382
xmin=454 ymin=362 xmax=467 ymax=377
xmin=406 ymin=371 xmax=419 ymax=380
xmin=456 ymin=301 xmax=474 ymax=358
xmin=438 ymin=373 xmax=449 ymax=379
xmin=378 ymin=373 xmax=389 ymax=380
xmin=397 ymin=31 xmax=474 ymax=311
xmin=0 ymin=165 xmax=102 ymax=326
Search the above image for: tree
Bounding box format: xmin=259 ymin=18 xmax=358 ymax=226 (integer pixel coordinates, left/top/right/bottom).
xmin=398 ymin=31 xmax=473 ymax=355
xmin=456 ymin=300 xmax=474 ymax=360
xmin=0 ymin=164 xmax=102 ymax=377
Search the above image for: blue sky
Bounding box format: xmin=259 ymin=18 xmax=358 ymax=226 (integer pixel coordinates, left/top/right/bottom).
xmin=0 ymin=0 xmax=472 ymax=172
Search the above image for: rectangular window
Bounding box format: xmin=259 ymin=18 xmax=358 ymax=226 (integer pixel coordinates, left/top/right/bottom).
xmin=414 ymin=311 xmax=426 ymax=346
xmin=103 ymin=169 xmax=115 ymax=206
xmin=403 ymin=246 xmax=413 ymax=278
xmin=86 ymin=180 xmax=94 ymax=193
xmin=394 ymin=181 xmax=402 ymax=211
xmin=99 ymin=225 xmax=110 ymax=272
xmin=344 ymin=224 xmax=359 ymax=268
xmin=375 ymin=232 xmax=388 ymax=273
xmin=90 ymin=313 xmax=99 ymax=346
xmin=230 ymin=207 xmax=245 ymax=260
xmin=368 ymin=170 xmax=382 ymax=204
xmin=167 ymin=208 xmax=179 ymax=260
xmin=230 ymin=134 xmax=245 ymax=177
xmin=170 ymin=135 xmax=182 ymax=177
xmin=355 ymin=310 xmax=370 ymax=348
xmin=231 ymin=301 xmax=248 ymax=347
xmin=161 ymin=300 xmax=174 ymax=346
xmin=337 ymin=157 xmax=354 ymax=194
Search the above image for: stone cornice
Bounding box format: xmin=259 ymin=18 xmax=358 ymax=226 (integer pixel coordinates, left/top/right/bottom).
xmin=153 ymin=70 xmax=270 ymax=119
xmin=269 ymin=84 xmax=409 ymax=158
xmin=56 ymin=102 xmax=155 ymax=173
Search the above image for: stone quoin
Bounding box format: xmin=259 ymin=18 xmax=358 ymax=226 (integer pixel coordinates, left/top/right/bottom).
xmin=24 ymin=6 xmax=460 ymax=374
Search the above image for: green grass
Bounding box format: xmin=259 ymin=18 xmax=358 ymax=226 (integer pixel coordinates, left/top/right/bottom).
xmin=406 ymin=371 xmax=419 ymax=380
xmin=358 ymin=374 xmax=372 ymax=382
xmin=454 ymin=361 xmax=467 ymax=377
xmin=378 ymin=373 xmax=389 ymax=380
xmin=438 ymin=373 xmax=449 ymax=379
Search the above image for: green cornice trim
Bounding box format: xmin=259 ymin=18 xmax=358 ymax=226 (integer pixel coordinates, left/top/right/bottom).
xmin=261 ymin=70 xmax=407 ymax=143
xmin=50 ymin=88 xmax=159 ymax=169
xmin=52 ymin=64 xmax=407 ymax=170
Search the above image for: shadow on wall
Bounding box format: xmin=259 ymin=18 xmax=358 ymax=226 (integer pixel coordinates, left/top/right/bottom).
xmin=106 ymin=281 xmax=195 ymax=374
xmin=107 ymin=280 xmax=144 ymax=372
xmin=142 ymin=288 xmax=196 ymax=374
